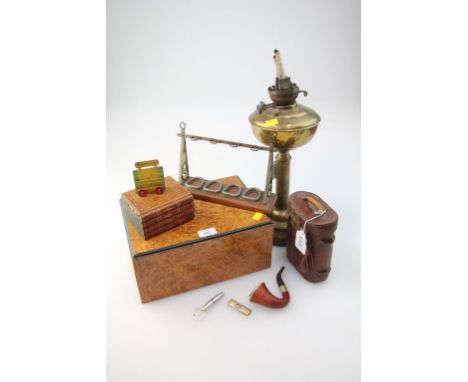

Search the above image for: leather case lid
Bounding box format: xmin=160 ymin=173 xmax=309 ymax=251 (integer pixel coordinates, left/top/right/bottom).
xmin=288 ymin=191 xmax=338 ymax=228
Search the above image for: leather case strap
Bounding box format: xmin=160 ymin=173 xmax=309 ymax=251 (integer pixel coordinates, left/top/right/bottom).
xmin=304 ymin=196 xmax=326 ymax=214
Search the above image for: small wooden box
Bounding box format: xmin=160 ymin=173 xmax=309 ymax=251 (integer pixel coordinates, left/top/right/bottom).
xmin=121 ymin=176 xmax=194 ymax=240
xmin=120 ymin=176 xmax=274 ymax=303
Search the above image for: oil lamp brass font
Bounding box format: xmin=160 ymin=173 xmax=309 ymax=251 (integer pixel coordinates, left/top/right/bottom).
xmin=249 ymin=50 xmax=321 ymax=245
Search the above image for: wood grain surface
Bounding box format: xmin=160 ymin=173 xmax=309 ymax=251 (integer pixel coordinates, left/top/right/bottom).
xmin=121 ymin=198 xmax=195 ymax=239
xmin=127 ymin=199 xmax=270 ymax=256
xmin=122 ymin=176 xmax=193 ymax=219
xmin=133 ymin=223 xmax=273 ymax=302
xmin=121 ymin=176 xmax=274 ymax=303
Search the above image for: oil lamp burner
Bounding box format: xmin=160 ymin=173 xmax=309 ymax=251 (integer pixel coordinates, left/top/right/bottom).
xmin=249 ymin=50 xmax=321 ymax=245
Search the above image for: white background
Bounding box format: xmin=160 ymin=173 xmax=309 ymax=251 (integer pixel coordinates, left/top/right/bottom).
xmin=2 ymin=1 xmax=468 ymax=382
xmin=107 ymin=1 xmax=360 ymax=381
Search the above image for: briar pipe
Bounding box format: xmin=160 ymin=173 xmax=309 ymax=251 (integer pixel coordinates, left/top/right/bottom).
xmin=249 ymin=266 xmax=290 ymax=308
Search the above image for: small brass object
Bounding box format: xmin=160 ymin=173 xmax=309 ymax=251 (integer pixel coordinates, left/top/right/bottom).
xmin=227 ymin=299 xmax=252 ymax=316
xmin=249 ymin=50 xmax=321 ymax=245
xmin=135 ymin=159 xmax=159 ymax=169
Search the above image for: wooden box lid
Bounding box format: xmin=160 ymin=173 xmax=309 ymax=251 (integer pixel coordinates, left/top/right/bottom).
xmin=121 ymin=176 xmax=194 ymax=220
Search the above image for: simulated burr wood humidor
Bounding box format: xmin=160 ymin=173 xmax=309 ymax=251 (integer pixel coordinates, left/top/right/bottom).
xmin=121 ymin=176 xmax=274 ymax=303
xmin=286 ymin=191 xmax=338 ymax=282
xmin=120 ymin=176 xmax=194 ymax=240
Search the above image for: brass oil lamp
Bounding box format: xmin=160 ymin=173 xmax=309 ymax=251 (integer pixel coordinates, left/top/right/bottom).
xmin=249 ymin=50 xmax=321 ymax=245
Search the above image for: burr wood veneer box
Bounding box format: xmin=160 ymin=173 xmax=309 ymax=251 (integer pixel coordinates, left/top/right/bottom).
xmin=120 ymin=176 xmax=274 ymax=303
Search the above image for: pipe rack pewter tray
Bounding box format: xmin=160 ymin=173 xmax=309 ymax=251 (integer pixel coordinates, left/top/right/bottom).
xmin=121 ymin=176 xmax=274 ymax=303
xmin=181 ymin=176 xmax=277 ymax=215
xmin=177 ymin=123 xmax=277 ymax=215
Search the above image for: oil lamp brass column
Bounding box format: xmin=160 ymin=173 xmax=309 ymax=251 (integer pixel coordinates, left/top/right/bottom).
xmin=249 ymin=50 xmax=321 ymax=245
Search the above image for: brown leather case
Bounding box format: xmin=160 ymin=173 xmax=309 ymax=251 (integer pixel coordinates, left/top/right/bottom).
xmin=287 ymin=191 xmax=338 ymax=282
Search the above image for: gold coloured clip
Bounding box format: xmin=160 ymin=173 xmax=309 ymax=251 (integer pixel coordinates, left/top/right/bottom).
xmin=227 ymin=299 xmax=252 ymax=316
